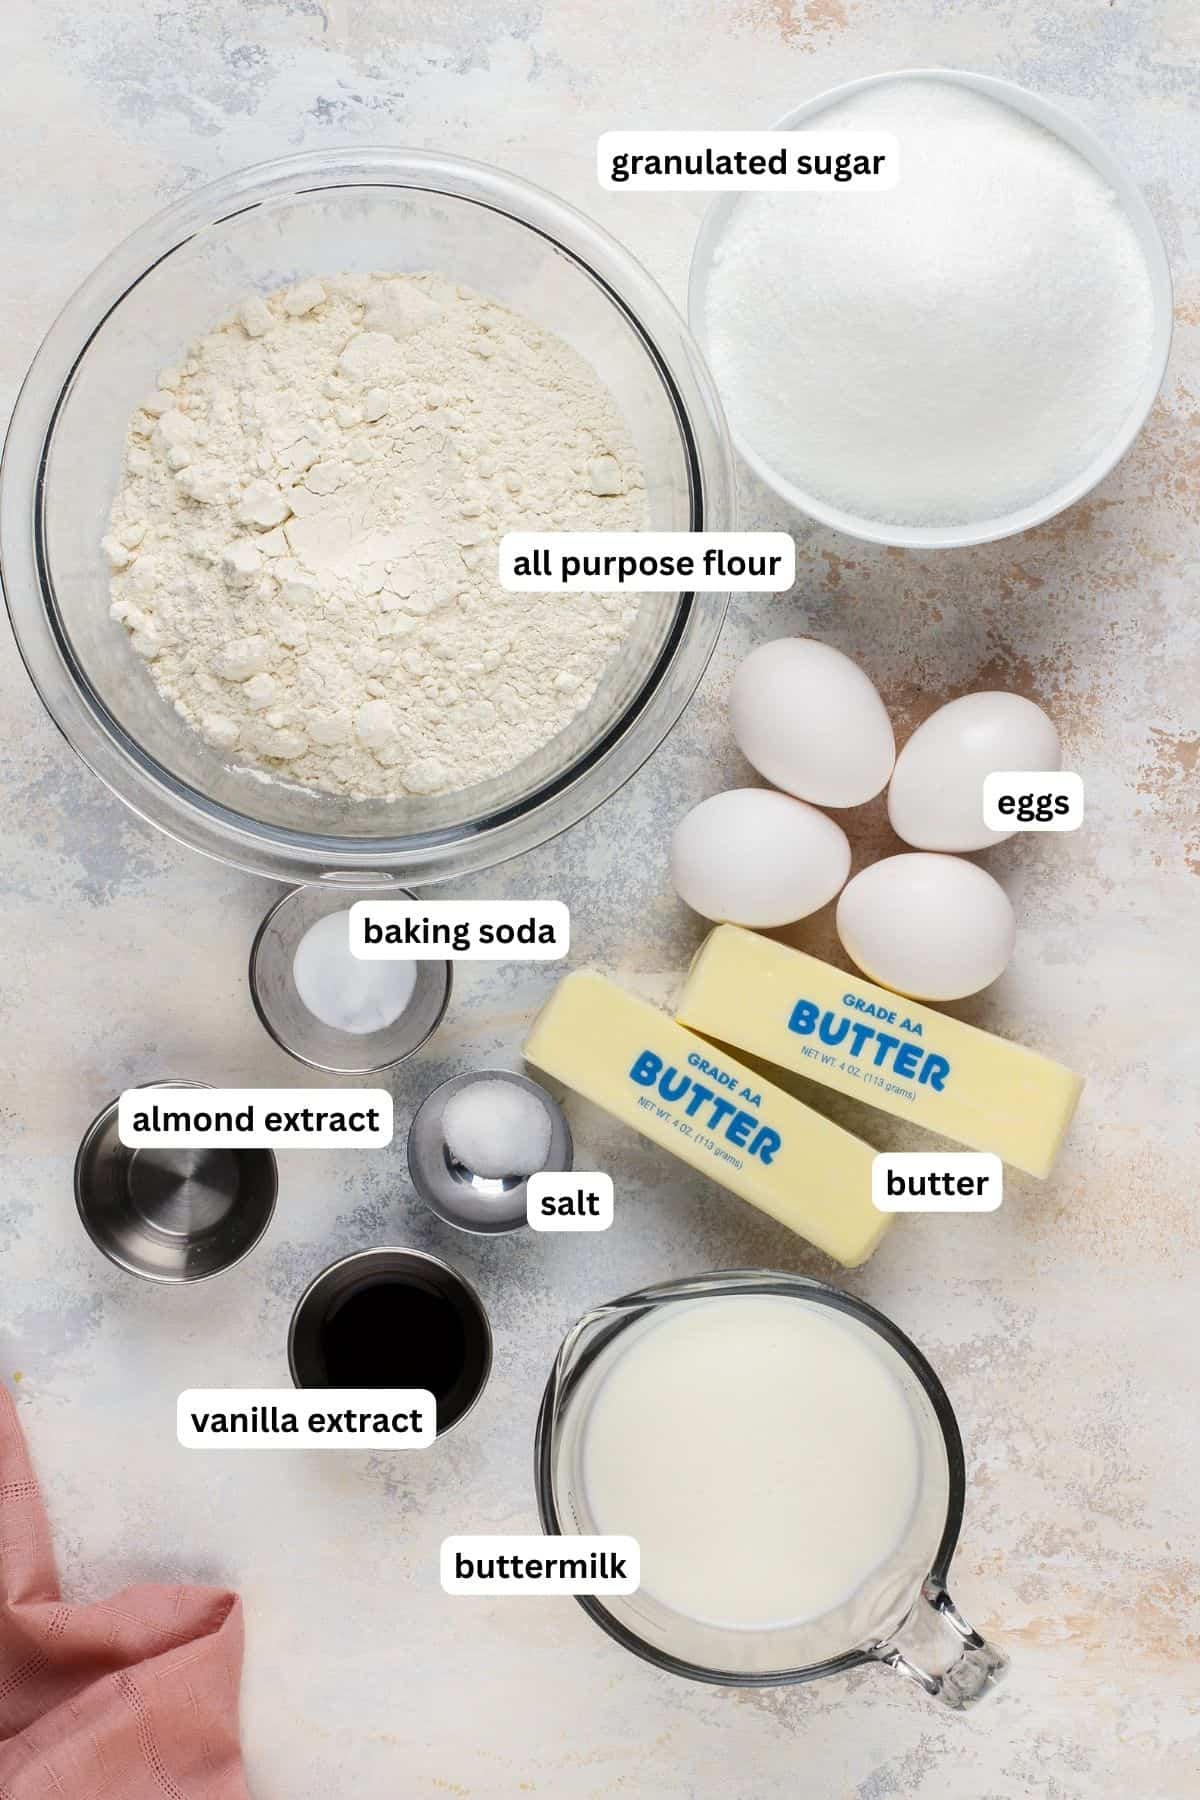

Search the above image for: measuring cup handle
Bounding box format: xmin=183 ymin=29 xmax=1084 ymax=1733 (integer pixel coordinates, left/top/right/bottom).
xmin=871 ymin=1581 xmax=1007 ymax=1709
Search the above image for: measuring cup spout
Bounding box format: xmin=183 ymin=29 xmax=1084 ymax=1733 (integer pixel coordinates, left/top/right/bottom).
xmin=872 ymin=1581 xmax=1007 ymax=1708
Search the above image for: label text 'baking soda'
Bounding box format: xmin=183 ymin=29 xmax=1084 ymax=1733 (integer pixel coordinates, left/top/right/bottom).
xmin=499 ymin=533 xmax=795 ymax=593
xmin=598 ymin=131 xmax=898 ymax=191
xmin=349 ymin=900 xmax=569 ymax=961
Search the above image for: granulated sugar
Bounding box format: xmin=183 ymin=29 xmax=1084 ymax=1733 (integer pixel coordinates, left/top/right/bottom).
xmin=701 ymin=79 xmax=1157 ymax=528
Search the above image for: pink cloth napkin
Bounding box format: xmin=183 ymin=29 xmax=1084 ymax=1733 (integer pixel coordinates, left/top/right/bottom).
xmin=0 ymin=1387 xmax=250 ymax=1797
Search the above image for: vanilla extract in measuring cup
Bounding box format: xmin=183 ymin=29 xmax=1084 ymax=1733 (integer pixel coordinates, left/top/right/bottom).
xmin=288 ymin=1248 xmax=492 ymax=1435
xmin=322 ymin=1280 xmax=464 ymax=1394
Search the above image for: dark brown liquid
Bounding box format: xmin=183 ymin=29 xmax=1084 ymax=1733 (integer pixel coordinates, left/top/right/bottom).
xmin=319 ymin=1275 xmax=473 ymax=1405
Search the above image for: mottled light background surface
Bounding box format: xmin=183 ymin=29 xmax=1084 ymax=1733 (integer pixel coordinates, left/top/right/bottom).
xmin=1 ymin=2 xmax=1197 ymax=1795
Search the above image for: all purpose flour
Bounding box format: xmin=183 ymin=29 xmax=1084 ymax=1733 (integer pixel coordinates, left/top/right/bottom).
xmin=701 ymin=79 xmax=1157 ymax=528
xmin=103 ymin=274 xmax=645 ymax=798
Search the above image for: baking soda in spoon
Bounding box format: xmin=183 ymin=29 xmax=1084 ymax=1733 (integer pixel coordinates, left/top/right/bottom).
xmin=292 ymin=910 xmax=416 ymax=1034
xmin=702 ymin=78 xmax=1156 ymax=527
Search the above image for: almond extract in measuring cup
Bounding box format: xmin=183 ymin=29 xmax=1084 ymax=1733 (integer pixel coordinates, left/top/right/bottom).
xmin=288 ymin=1248 xmax=492 ymax=1435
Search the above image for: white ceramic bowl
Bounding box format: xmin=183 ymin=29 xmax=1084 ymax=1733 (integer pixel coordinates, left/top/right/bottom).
xmin=688 ymin=69 xmax=1173 ymax=549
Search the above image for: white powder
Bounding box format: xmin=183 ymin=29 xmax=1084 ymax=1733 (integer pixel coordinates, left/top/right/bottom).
xmin=702 ymin=79 xmax=1157 ymax=527
xmin=442 ymin=1080 xmax=552 ymax=1179
xmin=105 ymin=274 xmax=646 ymax=798
xmin=291 ymin=909 xmax=416 ymax=1035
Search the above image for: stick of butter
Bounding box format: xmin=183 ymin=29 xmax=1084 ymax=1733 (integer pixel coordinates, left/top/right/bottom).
xmin=523 ymin=970 xmax=887 ymax=1267
xmin=677 ymin=926 xmax=1082 ymax=1179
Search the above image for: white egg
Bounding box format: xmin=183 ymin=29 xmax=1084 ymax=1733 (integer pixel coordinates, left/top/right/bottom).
xmin=888 ymin=691 xmax=1061 ymax=851
xmin=730 ymin=637 xmax=895 ymax=808
xmin=670 ymin=788 xmax=851 ymax=927
xmin=836 ymin=853 xmax=1016 ymax=1000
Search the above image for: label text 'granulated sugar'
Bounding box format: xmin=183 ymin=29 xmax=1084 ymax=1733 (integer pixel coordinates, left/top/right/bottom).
xmin=598 ymin=131 xmax=898 ymax=190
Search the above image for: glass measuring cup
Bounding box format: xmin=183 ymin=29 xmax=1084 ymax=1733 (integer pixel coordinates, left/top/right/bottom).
xmin=534 ymin=1271 xmax=1006 ymax=1707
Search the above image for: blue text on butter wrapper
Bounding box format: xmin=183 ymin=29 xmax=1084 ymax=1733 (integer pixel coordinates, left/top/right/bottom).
xmin=629 ymin=1051 xmax=782 ymax=1163
xmin=787 ymin=999 xmax=950 ymax=1091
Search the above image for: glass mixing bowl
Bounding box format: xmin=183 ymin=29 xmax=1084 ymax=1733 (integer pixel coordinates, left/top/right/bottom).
xmin=1 ymin=150 xmax=734 ymax=885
